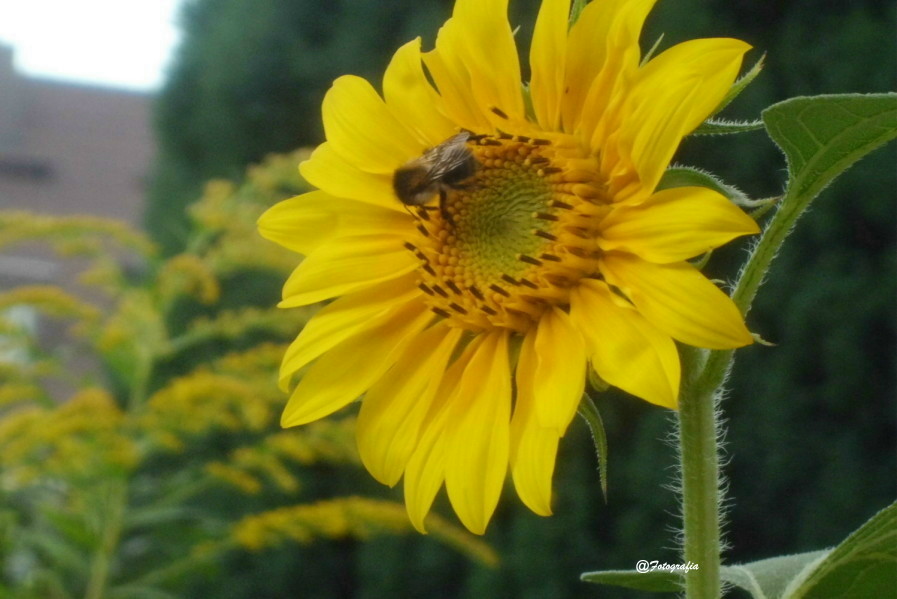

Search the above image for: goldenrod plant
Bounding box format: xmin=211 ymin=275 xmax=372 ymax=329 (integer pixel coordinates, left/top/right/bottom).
xmin=0 ymin=151 xmax=495 ymax=599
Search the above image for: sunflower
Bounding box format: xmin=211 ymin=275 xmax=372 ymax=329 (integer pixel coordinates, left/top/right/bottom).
xmin=258 ymin=0 xmax=759 ymax=534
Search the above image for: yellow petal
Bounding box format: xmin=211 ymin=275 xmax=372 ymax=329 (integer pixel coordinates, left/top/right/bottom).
xmin=562 ymin=0 xmax=657 ymax=134
xmin=598 ymin=186 xmax=760 ymax=262
xmin=577 ymin=0 xmax=656 ymax=143
xmin=383 ymin=38 xmax=457 ymax=146
xmin=638 ymin=38 xmax=752 ymax=134
xmin=529 ymin=0 xmax=570 ymax=131
xmin=604 ymin=76 xmax=700 ymax=203
xmin=356 ymin=323 xmax=463 ymax=486
xmin=451 ymin=0 xmax=524 ymax=125
xmin=423 ymin=20 xmax=492 ymax=132
xmin=259 ymin=191 xmax=412 ymax=257
xmin=601 ymin=253 xmax=753 ymax=349
xmin=280 ymin=235 xmax=419 ymax=307
xmin=510 ymin=331 xmax=556 ymax=516
xmin=403 ymin=339 xmax=478 ymax=533
xmin=322 ymin=75 xmax=424 ymax=174
xmin=280 ymin=300 xmax=432 ymax=427
xmin=444 ymin=330 xmax=511 ymax=535
xmin=257 ymin=191 xmax=338 ymax=255
xmin=279 ymin=274 xmax=420 ymax=389
xmin=608 ymin=38 xmax=750 ymax=201
xmin=532 ymin=307 xmax=587 ymax=430
xmin=570 ymin=279 xmax=680 ymax=408
xmin=299 ymin=143 xmax=405 ymax=211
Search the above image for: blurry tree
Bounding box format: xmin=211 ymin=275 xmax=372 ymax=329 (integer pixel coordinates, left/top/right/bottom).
xmin=147 ymin=0 xmax=454 ymax=254
xmin=0 ymin=154 xmax=495 ymax=599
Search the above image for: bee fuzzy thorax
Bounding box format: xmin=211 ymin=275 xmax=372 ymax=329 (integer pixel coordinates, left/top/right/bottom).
xmin=393 ymin=132 xmax=477 ymax=207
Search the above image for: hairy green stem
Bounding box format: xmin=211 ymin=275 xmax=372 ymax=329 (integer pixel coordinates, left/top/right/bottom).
xmin=678 ymin=346 xmax=723 ymax=599
xmin=676 ymin=165 xmax=816 ymax=597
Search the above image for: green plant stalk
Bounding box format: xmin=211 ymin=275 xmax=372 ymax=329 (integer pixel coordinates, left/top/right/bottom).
xmin=677 ymin=345 xmax=722 ymax=599
xmin=676 ymin=150 xmax=822 ymax=597
xmin=84 ymin=481 xmax=128 ymax=599
xmin=674 ymin=200 xmax=798 ymax=598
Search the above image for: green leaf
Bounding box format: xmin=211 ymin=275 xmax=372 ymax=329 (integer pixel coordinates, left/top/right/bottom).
xmin=692 ymin=118 xmax=764 ymax=136
xmin=717 ymin=502 xmax=897 ymax=599
xmin=720 ymin=550 xmax=830 ymax=598
xmin=784 ymin=502 xmax=897 ymax=599
xmin=722 ymin=93 xmax=897 ymax=321
xmin=762 ymin=93 xmax=897 ymax=206
xmin=581 ymin=569 xmax=682 ymax=592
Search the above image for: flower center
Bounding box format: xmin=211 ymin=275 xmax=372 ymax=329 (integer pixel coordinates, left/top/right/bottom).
xmin=406 ymin=132 xmax=610 ymax=333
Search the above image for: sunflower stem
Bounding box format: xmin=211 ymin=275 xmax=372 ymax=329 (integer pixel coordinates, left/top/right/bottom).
xmin=677 ymin=346 xmax=723 ymax=599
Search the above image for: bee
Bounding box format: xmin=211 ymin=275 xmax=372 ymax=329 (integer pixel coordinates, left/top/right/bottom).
xmin=393 ymin=132 xmax=477 ymax=213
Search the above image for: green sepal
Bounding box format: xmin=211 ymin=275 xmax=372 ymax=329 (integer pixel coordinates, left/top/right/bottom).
xmin=569 ymin=0 xmax=587 ymax=27
xmin=713 ymin=53 xmax=766 ymax=117
xmin=692 ymin=118 xmax=764 ymax=136
xmin=577 ymin=392 xmax=609 ymax=501
xmin=641 ymin=34 xmax=665 ymax=66
xmin=658 ymin=166 xmax=750 ymax=206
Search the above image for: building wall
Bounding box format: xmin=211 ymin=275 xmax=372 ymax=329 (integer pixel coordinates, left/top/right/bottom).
xmin=0 ymin=45 xmax=152 ymax=225
xmin=0 ymin=46 xmax=155 ymax=397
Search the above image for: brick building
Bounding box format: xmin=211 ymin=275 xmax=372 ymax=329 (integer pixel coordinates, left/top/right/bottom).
xmin=0 ymin=43 xmax=153 ymax=282
xmin=0 ymin=44 xmax=154 ymax=383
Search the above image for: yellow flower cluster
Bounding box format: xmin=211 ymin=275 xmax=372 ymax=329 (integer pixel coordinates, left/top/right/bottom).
xmin=0 ymin=211 xmax=155 ymax=258
xmin=0 ymin=285 xmax=101 ymax=327
xmin=0 ymin=388 xmax=139 ymax=489
xmin=157 ymin=253 xmax=222 ymax=305
xmin=232 ymin=496 xmax=498 ymax=566
xmin=0 ymin=150 xmax=496 ymax=597
xmin=189 ymin=150 xmax=313 ymax=277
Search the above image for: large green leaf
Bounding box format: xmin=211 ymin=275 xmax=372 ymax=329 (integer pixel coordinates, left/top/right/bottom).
xmin=721 ymin=93 xmax=897 ymax=320
xmin=720 ymin=550 xmax=829 ymax=598
xmin=762 ymin=93 xmax=897 ymax=206
xmin=783 ymin=502 xmax=897 ymax=599
xmin=718 ymin=502 xmax=896 ymax=599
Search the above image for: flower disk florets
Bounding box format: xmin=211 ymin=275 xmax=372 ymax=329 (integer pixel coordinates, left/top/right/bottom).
xmin=410 ymin=131 xmax=608 ymax=333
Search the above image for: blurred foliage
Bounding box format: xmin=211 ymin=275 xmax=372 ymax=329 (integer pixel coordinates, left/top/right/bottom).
xmin=139 ymin=1 xmax=896 ymax=598
xmin=0 ymin=155 xmax=495 ymax=599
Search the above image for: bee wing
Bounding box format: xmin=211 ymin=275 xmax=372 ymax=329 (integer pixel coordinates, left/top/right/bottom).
xmin=425 ymin=132 xmax=473 ymax=180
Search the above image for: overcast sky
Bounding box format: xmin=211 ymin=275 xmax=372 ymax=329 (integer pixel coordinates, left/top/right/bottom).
xmin=0 ymin=0 xmax=182 ymax=92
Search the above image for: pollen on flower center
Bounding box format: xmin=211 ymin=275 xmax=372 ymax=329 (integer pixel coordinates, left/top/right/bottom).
xmin=405 ymin=131 xmax=612 ymax=333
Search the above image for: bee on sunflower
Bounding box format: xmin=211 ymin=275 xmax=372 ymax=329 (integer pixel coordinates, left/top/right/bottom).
xmin=259 ymin=0 xmax=758 ymax=534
